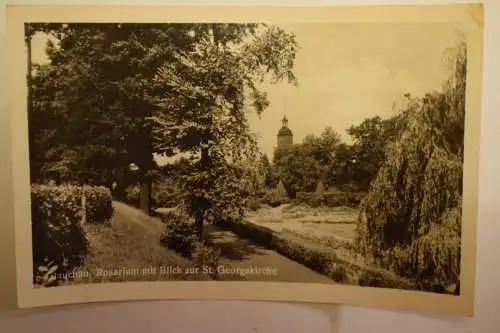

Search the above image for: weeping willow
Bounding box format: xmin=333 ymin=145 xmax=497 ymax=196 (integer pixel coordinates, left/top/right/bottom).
xmin=355 ymin=40 xmax=467 ymax=293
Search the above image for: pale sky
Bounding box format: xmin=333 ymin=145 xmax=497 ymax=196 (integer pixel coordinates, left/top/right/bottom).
xmin=31 ymin=22 xmax=466 ymax=161
xmin=248 ymin=22 xmax=466 ymax=158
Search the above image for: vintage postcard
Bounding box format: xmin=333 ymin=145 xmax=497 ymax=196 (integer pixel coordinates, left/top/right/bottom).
xmin=7 ymin=3 xmax=483 ymax=316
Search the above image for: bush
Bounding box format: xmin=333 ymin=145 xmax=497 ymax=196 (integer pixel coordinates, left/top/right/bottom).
xmin=246 ymin=196 xmax=262 ymax=211
xmin=191 ymin=242 xmax=221 ymax=279
xmin=323 ymin=191 xmax=363 ymax=208
xmin=295 ymin=192 xmax=324 ymax=207
xmin=31 ymin=184 xmax=89 ymax=284
xmin=217 ymin=219 xmax=336 ymax=277
xmin=295 ymin=191 xmax=364 ymax=208
xmin=160 ymin=209 xmax=199 ymax=258
xmin=358 ymin=269 xmax=414 ymax=290
xmin=125 ymin=185 xmax=141 ymax=207
xmin=260 ymin=180 xmax=290 ymax=208
xmin=84 ymin=185 xmax=114 ymax=223
xmin=262 ymin=190 xmax=289 ymax=208
xmin=328 ymin=263 xmax=349 ymax=283
xmin=152 ymin=179 xmax=183 ymax=208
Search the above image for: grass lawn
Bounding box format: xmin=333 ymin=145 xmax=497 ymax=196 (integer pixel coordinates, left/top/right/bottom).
xmin=63 ymin=201 xmax=210 ymax=285
xmin=246 ymin=203 xmax=358 ymax=242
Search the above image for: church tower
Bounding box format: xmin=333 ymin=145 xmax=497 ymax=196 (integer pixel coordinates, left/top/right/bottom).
xmin=277 ymin=115 xmax=293 ymax=149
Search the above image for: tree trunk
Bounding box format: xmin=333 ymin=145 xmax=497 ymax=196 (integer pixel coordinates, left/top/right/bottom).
xmin=196 ymin=146 xmax=210 ymax=242
xmin=195 ymin=211 xmax=204 ymax=242
xmin=139 ymin=181 xmax=150 ymax=214
xmin=138 ymin=132 xmax=154 ymax=216
xmin=193 ymin=24 xmax=219 ymax=241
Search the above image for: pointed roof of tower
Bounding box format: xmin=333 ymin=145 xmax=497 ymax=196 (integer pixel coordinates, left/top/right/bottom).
xmin=277 ymin=114 xmax=293 ymax=137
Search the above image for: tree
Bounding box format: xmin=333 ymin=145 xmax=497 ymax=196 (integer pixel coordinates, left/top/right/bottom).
xmin=273 ymin=127 xmax=341 ymax=195
xmin=273 ymin=144 xmax=323 ymax=197
xmin=151 ymin=24 xmax=298 ymax=240
xmin=344 ymin=115 xmax=405 ymax=191
xmin=30 ymin=24 xmax=200 ymax=213
xmin=259 ymin=153 xmax=278 ymax=188
xmin=303 ymin=126 xmax=342 ymax=168
xmin=355 ymin=40 xmax=466 ymax=293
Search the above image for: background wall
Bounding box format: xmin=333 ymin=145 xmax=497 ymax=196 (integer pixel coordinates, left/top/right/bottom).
xmin=1 ymin=0 xmax=499 ymax=332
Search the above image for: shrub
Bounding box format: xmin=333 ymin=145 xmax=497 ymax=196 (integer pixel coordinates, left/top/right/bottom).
xmin=152 ymin=179 xmax=183 ymax=208
xmin=328 ymin=263 xmax=349 ymax=283
xmin=276 ymin=180 xmax=288 ymax=197
xmin=357 ymin=268 xmax=415 ymax=290
xmin=83 ymin=185 xmax=114 ymax=223
xmin=260 ymin=180 xmax=290 ymax=208
xmin=217 ymin=219 xmax=336 ymax=277
xmin=295 ymin=192 xmax=324 ymax=207
xmin=31 ymin=184 xmax=88 ymax=284
xmin=295 ymin=191 xmax=364 ymax=208
xmin=160 ymin=209 xmax=199 ymax=258
xmin=246 ymin=196 xmax=262 ymax=211
xmin=315 ymin=180 xmax=326 ymax=194
xmin=323 ymin=191 xmax=362 ymax=208
xmin=125 ymin=185 xmax=141 ymax=207
xmin=191 ymin=242 xmax=221 ymax=279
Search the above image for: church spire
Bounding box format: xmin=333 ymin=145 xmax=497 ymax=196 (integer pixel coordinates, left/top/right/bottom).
xmin=282 ymin=114 xmax=288 ymax=128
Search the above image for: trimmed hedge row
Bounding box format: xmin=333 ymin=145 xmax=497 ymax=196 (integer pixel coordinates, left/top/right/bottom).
xmin=31 ymin=184 xmax=114 ymax=286
xmin=217 ymin=219 xmax=416 ymax=289
xmin=216 ymin=219 xmax=347 ymax=282
xmin=295 ymin=191 xmax=365 ymax=208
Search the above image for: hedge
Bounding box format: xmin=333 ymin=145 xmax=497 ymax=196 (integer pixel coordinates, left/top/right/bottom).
xmin=216 ymin=219 xmax=340 ymax=281
xmin=31 ymin=184 xmax=114 ymax=286
xmin=83 ymin=185 xmax=114 ymax=223
xmin=160 ymin=209 xmax=221 ymax=279
xmin=295 ymin=190 xmax=364 ymax=208
xmin=159 ymin=208 xmax=199 ymax=258
xmin=217 ymin=219 xmax=416 ymax=288
xmin=31 ymin=184 xmax=88 ymax=284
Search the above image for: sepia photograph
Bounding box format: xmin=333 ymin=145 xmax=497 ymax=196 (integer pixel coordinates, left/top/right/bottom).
xmin=8 ymin=4 xmax=483 ymax=315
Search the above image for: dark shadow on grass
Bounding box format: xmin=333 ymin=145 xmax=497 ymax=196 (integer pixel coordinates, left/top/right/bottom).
xmin=204 ymin=225 xmax=268 ymax=261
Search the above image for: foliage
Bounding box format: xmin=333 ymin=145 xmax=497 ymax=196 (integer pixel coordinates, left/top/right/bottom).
xmin=191 ymin=242 xmax=221 ymax=279
xmin=273 ymin=127 xmax=342 ymax=197
xmin=328 ymin=264 xmax=349 ymax=283
xmin=124 ymin=185 xmax=141 ymax=207
xmin=261 ymin=180 xmax=290 ymax=207
xmin=273 ymin=145 xmax=323 ymax=197
xmin=295 ymin=190 xmax=363 ymax=208
xmin=246 ymin=196 xmax=263 ymax=211
xmin=260 ymin=154 xmax=278 ymax=188
xmin=355 ymin=40 xmax=467 ymax=292
xmin=151 ymin=24 xmax=299 ymax=239
xmin=151 ymin=178 xmax=183 ymax=208
xmin=28 ymin=23 xmax=208 ymax=214
xmin=295 ymin=192 xmax=324 ymax=208
xmin=83 ymin=185 xmax=114 ymax=223
xmin=302 ymin=127 xmax=342 ymax=169
xmin=315 ymin=180 xmax=325 ymax=193
xmin=160 ymin=208 xmax=199 ymax=257
xmin=357 ymin=269 xmax=414 ymax=290
xmin=31 ymin=184 xmax=88 ymax=285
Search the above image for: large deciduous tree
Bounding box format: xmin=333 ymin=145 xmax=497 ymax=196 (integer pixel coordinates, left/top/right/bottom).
xmin=29 ymin=23 xmax=200 ymax=213
xmin=150 ymin=24 xmax=298 ymax=240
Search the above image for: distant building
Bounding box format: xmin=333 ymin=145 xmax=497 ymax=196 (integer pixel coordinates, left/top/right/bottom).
xmin=276 ymin=115 xmax=293 ymax=149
